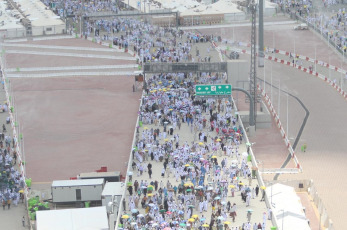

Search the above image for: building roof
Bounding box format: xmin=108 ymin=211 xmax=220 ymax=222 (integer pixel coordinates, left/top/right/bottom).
xmin=0 ymin=2 xmax=25 ymax=30
xmin=36 ymin=206 xmax=109 ymax=230
xmin=180 ymin=0 xmax=244 ymax=17
xmin=102 ymin=182 xmax=125 ymax=197
xmin=266 ymin=183 xmax=311 ymax=230
xmin=79 ymin=171 xmax=121 ymax=178
xmin=19 ymin=0 xmax=64 ymax=27
xmin=52 ymin=179 xmax=105 ymax=187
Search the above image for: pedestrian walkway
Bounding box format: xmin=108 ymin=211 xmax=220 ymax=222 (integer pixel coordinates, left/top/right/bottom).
xmin=120 ymin=74 xmax=273 ymax=230
xmin=0 ymin=73 xmax=29 ymax=228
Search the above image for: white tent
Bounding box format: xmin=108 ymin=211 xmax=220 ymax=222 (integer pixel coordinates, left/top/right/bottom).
xmin=36 ymin=206 xmax=109 ymax=230
xmin=266 ymin=183 xmax=311 ymax=230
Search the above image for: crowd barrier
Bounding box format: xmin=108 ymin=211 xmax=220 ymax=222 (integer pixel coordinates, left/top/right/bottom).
xmin=218 ymin=43 xmax=347 ymax=101
xmin=257 ymin=85 xmax=302 ymax=171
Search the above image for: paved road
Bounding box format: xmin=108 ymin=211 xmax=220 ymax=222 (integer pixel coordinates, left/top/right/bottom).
xmin=196 ymin=16 xmax=347 ymax=230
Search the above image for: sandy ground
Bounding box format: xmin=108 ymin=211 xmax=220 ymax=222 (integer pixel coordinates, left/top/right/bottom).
xmin=4 ymin=37 xmax=142 ymax=182
xmin=11 ymin=76 xmax=141 ymax=181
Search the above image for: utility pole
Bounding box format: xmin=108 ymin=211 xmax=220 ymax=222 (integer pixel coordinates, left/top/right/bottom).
xmin=258 ymin=0 xmax=264 ymax=67
xmin=249 ymin=0 xmax=257 ymax=130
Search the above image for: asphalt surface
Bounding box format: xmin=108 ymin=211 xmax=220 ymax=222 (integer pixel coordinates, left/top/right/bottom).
xmin=195 ymin=16 xmax=347 ymax=230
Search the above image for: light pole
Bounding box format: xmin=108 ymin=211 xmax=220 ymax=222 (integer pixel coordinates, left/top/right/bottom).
xmin=271 ymin=62 xmax=273 ymax=103
xmin=293 ymin=39 xmax=296 ymax=64
xmin=281 ymin=209 xmax=285 ymax=230
xmin=273 ymin=31 xmax=275 ymax=58
xmin=340 ymin=61 xmax=343 ymax=89
xmin=233 ymin=26 xmax=235 ymax=43
xmin=286 ymin=93 xmax=289 ymax=135
xmin=329 ymin=56 xmax=331 ymax=79
xmin=314 ymin=45 xmax=317 ymax=72
xmin=263 ymin=59 xmax=266 ymax=91
xmin=278 ymin=79 xmax=280 ymax=118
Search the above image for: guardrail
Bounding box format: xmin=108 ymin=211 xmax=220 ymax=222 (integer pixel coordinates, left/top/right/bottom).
xmin=115 ymin=93 xmax=143 ymax=230
xmin=257 ymin=85 xmax=303 ymax=172
xmin=260 ymin=168 xmax=299 ymax=174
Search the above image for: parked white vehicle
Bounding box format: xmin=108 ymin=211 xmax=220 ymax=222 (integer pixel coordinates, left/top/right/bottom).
xmin=294 ymin=23 xmax=308 ymax=30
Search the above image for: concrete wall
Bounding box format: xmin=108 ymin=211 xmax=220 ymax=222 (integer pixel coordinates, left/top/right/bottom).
xmin=224 ymin=12 xmax=246 ymax=22
xmin=226 ymin=59 xmax=248 ymax=87
xmin=0 ymin=28 xmax=26 ymax=38
xmin=239 ymin=107 xmax=271 ymax=129
xmin=32 ymin=24 xmax=65 ymax=36
xmin=52 ymin=185 xmax=103 ymax=203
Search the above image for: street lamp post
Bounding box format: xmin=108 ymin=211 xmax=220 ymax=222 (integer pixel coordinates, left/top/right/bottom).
xmin=278 ymin=79 xmax=280 ymax=118
xmin=282 ymin=209 xmax=285 ymax=230
xmin=315 ymin=45 xmax=317 ymax=72
xmin=286 ymin=93 xmax=289 ymax=135
xmin=329 ymin=56 xmax=331 ymax=79
xmin=263 ymin=59 xmax=266 ymax=91
xmin=271 ymin=62 xmax=273 ymax=103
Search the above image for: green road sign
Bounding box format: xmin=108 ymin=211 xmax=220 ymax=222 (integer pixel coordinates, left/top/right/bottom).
xmin=195 ymin=84 xmax=232 ymax=96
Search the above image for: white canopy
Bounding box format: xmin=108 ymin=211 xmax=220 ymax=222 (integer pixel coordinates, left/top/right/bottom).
xmin=36 ymin=206 xmax=109 ymax=230
xmin=266 ymin=183 xmax=311 ymax=230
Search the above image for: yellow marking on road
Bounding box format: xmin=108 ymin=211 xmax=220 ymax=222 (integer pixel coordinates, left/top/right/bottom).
xmin=297 ymin=192 xmax=326 ymax=230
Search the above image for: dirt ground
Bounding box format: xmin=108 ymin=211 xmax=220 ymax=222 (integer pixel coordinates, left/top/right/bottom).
xmin=11 ymin=76 xmax=141 ymax=181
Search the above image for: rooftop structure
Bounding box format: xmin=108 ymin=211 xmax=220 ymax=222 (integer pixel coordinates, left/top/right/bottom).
xmin=1 ymin=0 xmax=65 ymax=38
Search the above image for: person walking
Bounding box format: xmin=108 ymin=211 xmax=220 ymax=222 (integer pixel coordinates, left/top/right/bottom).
xmin=230 ymin=203 xmax=237 ymax=222
xmin=7 ymin=199 xmax=11 ymax=209
xmin=148 ymin=168 xmax=152 ymax=179
xmin=22 ymin=216 xmax=25 ymax=227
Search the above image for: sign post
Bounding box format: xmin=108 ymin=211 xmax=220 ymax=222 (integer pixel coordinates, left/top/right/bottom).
xmin=195 ymin=84 xmax=232 ymax=96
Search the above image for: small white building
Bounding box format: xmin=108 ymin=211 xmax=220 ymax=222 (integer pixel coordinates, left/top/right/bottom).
xmin=102 ymin=182 xmax=125 ymax=230
xmin=266 ymin=183 xmax=311 ymax=230
xmin=52 ymin=179 xmax=105 ymax=203
xmin=36 ymin=206 xmax=109 ymax=230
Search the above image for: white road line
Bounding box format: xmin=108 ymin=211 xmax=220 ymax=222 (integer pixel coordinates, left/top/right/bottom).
xmin=1 ymin=43 xmax=117 ymax=52
xmin=6 ymin=71 xmax=135 ymax=78
xmin=6 ymin=64 xmax=138 ymax=72
xmin=5 ymin=50 xmax=136 ymax=60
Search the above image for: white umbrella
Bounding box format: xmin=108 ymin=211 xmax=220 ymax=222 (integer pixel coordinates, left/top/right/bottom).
xmin=242 ymin=152 xmax=248 ymax=158
xmin=231 ymin=160 xmax=238 ymax=165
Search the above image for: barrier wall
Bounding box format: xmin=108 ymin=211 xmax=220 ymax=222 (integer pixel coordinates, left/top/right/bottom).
xmin=219 ymin=42 xmax=347 ymax=101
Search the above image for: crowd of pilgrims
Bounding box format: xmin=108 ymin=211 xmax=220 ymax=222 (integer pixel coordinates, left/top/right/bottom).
xmin=120 ymin=74 xmax=269 ymax=230
xmin=41 ymin=0 xmax=119 ymax=16
xmin=84 ymin=17 xmax=219 ymax=64
xmin=0 ymin=107 xmax=25 ymax=210
xmin=274 ymin=0 xmax=347 ymax=51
